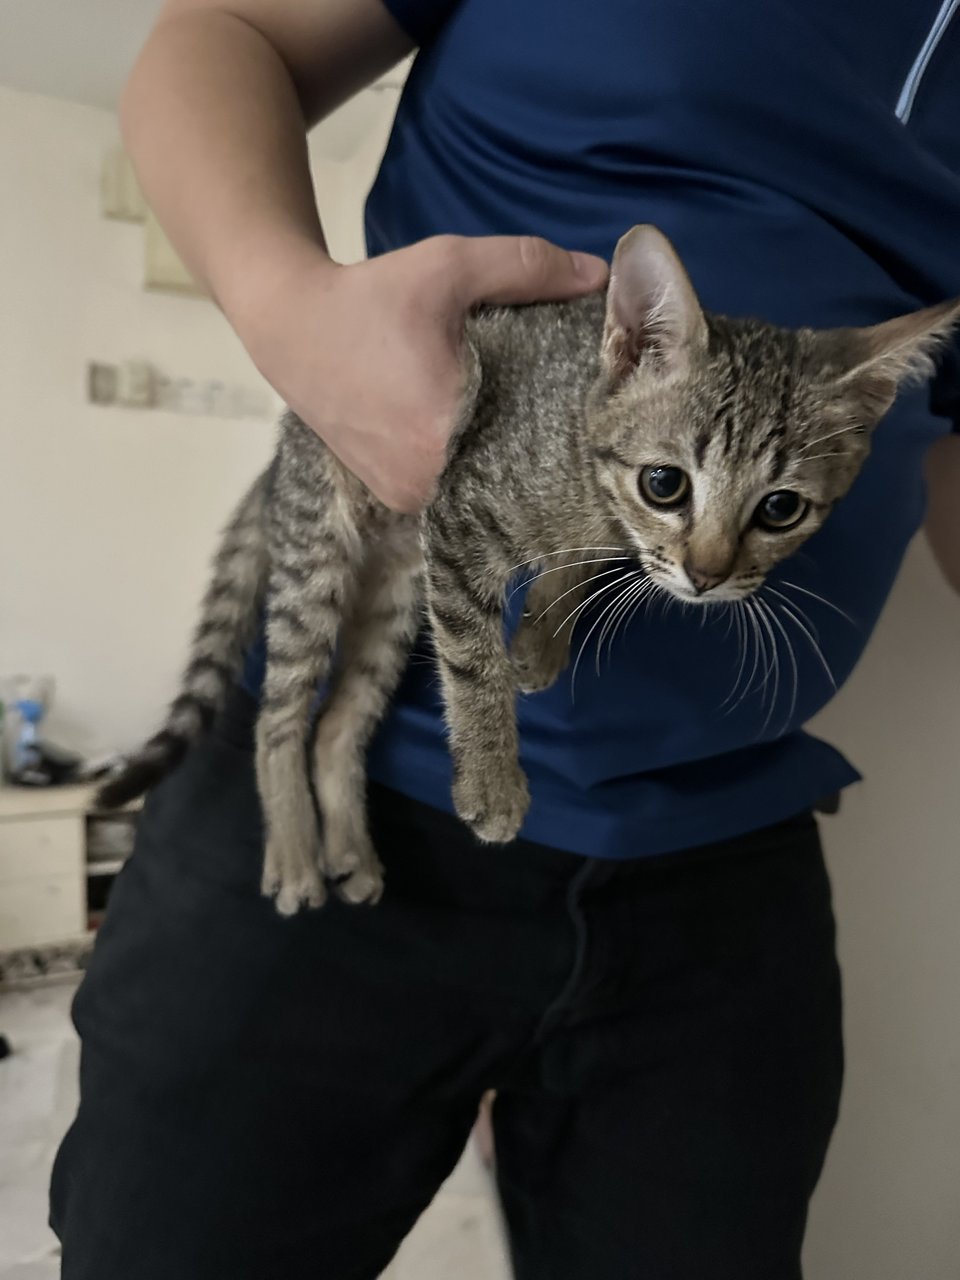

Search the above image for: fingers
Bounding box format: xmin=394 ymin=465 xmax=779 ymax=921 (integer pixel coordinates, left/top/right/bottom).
xmin=308 ymin=235 xmax=608 ymax=514
xmin=441 ymin=235 xmax=608 ymax=308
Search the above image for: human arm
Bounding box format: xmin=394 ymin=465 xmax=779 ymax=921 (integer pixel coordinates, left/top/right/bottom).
xmin=925 ymin=433 xmax=960 ymax=594
xmin=120 ymin=0 xmax=608 ymax=510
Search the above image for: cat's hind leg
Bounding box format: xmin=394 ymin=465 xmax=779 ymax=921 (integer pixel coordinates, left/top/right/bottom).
xmin=257 ymin=529 xmax=360 ymax=916
xmin=312 ymin=519 xmax=422 ymax=904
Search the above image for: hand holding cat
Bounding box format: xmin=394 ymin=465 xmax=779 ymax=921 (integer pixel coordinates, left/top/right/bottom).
xmin=237 ymin=234 xmax=607 ymax=512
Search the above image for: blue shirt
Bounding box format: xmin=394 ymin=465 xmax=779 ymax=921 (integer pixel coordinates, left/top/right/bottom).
xmin=247 ymin=0 xmax=960 ymax=857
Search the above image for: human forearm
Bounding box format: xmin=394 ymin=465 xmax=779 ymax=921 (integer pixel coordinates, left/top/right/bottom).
xmin=119 ymin=1 xmax=411 ymax=328
xmin=119 ymin=0 xmax=607 ymax=511
xmin=925 ymin=433 xmax=960 ymax=593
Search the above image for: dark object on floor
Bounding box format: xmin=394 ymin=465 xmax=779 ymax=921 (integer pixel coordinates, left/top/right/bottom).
xmin=0 ymin=940 xmax=93 ymax=986
xmin=8 ymin=738 xmax=85 ymax=787
xmin=0 ymin=1033 xmax=12 ymax=1060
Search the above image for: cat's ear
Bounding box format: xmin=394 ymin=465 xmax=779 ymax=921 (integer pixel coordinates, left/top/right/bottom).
xmin=601 ymin=225 xmax=708 ymax=385
xmin=825 ymin=297 xmax=960 ymax=423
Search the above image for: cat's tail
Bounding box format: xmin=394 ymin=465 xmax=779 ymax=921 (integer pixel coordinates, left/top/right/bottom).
xmin=96 ymin=467 xmax=273 ymax=809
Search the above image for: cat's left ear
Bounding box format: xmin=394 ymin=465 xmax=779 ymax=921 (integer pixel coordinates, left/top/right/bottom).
xmin=826 ymin=296 xmax=960 ymax=423
xmin=601 ymin=225 xmax=709 ymax=385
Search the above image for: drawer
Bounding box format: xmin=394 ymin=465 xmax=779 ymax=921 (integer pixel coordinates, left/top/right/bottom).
xmin=0 ymin=816 xmax=83 ymax=885
xmin=0 ymin=874 xmax=86 ymax=949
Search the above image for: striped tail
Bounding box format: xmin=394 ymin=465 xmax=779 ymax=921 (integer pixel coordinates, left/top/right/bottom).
xmin=96 ymin=468 xmax=272 ymax=808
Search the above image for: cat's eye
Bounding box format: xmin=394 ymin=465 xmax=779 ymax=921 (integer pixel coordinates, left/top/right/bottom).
xmin=639 ymin=466 xmax=690 ymax=508
xmin=755 ymin=490 xmax=808 ymax=531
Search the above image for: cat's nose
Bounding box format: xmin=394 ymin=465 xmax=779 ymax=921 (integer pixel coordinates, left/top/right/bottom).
xmin=683 ymin=559 xmax=729 ymax=595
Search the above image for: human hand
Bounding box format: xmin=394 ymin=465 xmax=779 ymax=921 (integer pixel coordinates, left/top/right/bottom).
xmin=234 ymin=234 xmax=608 ymax=512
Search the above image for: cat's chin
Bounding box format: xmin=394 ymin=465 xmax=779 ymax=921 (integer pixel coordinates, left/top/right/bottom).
xmin=656 ymin=579 xmax=757 ymax=606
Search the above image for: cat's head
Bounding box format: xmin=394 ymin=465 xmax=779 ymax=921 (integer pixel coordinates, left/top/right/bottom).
xmin=587 ymin=225 xmax=960 ymax=602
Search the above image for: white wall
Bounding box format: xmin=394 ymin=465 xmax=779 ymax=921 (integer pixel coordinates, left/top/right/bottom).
xmin=0 ymin=85 xmax=369 ymax=756
xmin=2 ymin=79 xmax=959 ymax=1279
xmin=805 ymin=537 xmax=960 ymax=1279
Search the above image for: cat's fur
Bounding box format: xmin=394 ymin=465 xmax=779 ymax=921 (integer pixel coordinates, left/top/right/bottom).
xmin=98 ymin=226 xmax=960 ymax=914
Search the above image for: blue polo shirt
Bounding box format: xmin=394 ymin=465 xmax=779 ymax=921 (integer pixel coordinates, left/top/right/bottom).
xmin=249 ymin=0 xmax=960 ymax=857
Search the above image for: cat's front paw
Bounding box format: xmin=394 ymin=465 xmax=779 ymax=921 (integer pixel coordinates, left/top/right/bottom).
xmin=322 ymin=826 xmax=385 ymax=906
xmin=511 ymin=617 xmax=570 ymax=694
xmin=453 ymin=759 xmax=530 ymax=844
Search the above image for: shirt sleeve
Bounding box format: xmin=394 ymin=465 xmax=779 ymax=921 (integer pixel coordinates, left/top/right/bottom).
xmin=379 ymin=0 xmax=459 ymax=45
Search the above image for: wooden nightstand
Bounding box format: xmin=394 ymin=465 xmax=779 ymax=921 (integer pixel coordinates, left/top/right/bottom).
xmin=0 ymin=785 xmax=140 ymax=951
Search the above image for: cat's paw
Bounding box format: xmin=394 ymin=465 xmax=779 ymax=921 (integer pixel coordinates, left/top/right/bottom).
xmin=262 ymin=838 xmax=326 ymax=916
xmin=453 ymin=759 xmax=530 ymax=844
xmin=334 ymin=863 xmax=385 ymax=906
xmin=322 ymin=827 xmax=385 ymax=906
xmin=511 ymin=618 xmax=570 ymax=694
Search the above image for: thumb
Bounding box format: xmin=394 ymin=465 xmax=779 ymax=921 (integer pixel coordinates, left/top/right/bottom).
xmin=451 ymin=235 xmax=608 ymax=307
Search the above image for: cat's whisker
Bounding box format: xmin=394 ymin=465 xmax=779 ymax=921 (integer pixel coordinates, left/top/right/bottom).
xmin=774 ymin=597 xmax=838 ymax=691
xmin=758 ymin=594 xmax=799 ymax=730
xmin=725 ymin=600 xmax=765 ymax=715
xmin=639 ymin=577 xmax=666 ymax=614
xmin=508 ymin=554 xmax=632 ymax=602
xmin=647 ymin=579 xmax=673 ymax=623
xmin=551 ymin=570 xmax=635 ymax=640
xmin=593 ymin=582 xmax=637 ymax=675
xmin=570 ymin=581 xmax=636 ymax=696
xmin=763 ymin=585 xmax=821 ymax=641
xmin=593 ymin=572 xmax=645 ymax=670
xmin=720 ymin=602 xmax=752 ymax=711
xmin=507 ymin=546 xmax=628 ymax=574
xmin=597 ymin=573 xmax=654 ymax=671
xmin=604 ymin=574 xmax=657 ymax=663
xmin=700 ymin=598 xmax=726 ymax=630
xmin=531 ymin=566 xmax=629 ymax=625
xmin=753 ymin=598 xmax=782 ymax=733
xmin=778 ymin=579 xmax=858 ymax=628
xmin=637 ymin=577 xmax=672 ymax=630
xmin=745 ymin=597 xmax=773 ymax=694
xmin=601 ymin=577 xmax=659 ymax=677
xmin=599 ymin=580 xmax=640 ymax=660
xmin=748 ymin=600 xmax=768 ymax=692
xmin=734 ymin=602 xmax=752 ymax=694
xmin=762 ymin=609 xmax=780 ymax=700
xmin=721 ymin=605 xmax=736 ymax=643
xmin=571 ymin=572 xmax=659 ymax=694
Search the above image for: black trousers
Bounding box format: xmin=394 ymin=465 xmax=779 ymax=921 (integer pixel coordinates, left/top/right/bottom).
xmin=51 ymin=690 xmax=843 ymax=1280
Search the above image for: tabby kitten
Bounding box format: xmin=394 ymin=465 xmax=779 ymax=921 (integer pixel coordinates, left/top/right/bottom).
xmin=98 ymin=225 xmax=960 ymax=915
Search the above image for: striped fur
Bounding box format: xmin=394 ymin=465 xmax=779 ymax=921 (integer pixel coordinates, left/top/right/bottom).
xmin=97 ymin=226 xmax=960 ymax=913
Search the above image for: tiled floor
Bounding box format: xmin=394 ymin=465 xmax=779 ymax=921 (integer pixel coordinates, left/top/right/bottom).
xmin=0 ymin=980 xmax=511 ymax=1280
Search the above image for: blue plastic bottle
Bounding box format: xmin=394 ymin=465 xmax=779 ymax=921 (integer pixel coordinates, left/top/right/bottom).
xmin=11 ymin=698 xmax=44 ymax=780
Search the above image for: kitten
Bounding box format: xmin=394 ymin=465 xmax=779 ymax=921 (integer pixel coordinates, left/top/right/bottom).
xmin=97 ymin=225 xmax=960 ymax=914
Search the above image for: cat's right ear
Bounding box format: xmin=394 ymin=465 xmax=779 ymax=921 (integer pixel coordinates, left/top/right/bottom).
xmin=601 ymin=225 xmax=708 ymax=385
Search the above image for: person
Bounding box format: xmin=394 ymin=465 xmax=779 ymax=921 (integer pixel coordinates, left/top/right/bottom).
xmin=50 ymin=2 xmax=960 ymax=1277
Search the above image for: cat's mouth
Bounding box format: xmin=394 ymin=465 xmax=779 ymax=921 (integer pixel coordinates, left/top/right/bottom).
xmin=646 ymin=570 xmax=759 ymax=606
xmin=631 ymin=538 xmax=759 ymax=606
